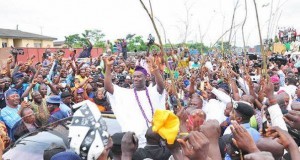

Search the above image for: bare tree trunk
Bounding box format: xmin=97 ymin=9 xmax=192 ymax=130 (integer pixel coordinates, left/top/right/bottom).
xmin=155 ymin=17 xmax=167 ymax=44
xmin=253 ymin=0 xmax=267 ymax=76
xmin=228 ymin=0 xmax=240 ymax=44
xmin=242 ymin=0 xmax=248 ymax=54
xmin=183 ymin=1 xmax=192 ymax=43
xmin=267 ymin=0 xmax=274 ymax=41
xmin=211 ymin=21 xmax=243 ymax=48
xmin=139 ymin=0 xmax=182 ymax=108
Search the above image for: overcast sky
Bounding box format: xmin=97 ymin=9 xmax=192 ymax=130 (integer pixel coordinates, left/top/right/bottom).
xmin=0 ymin=0 xmax=298 ymax=47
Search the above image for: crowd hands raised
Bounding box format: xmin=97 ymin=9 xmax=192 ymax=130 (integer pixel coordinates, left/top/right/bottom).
xmin=0 ymin=43 xmax=300 ymax=160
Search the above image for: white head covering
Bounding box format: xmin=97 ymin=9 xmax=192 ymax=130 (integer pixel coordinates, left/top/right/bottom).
xmin=69 ymin=100 xmax=109 ymax=160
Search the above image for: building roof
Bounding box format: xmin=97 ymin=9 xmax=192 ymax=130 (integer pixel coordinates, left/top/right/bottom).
xmin=0 ymin=28 xmax=57 ymax=40
xmin=53 ymin=41 xmax=65 ymax=46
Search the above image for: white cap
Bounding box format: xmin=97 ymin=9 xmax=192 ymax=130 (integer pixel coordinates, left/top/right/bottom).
xmin=69 ymin=100 xmax=109 ymax=160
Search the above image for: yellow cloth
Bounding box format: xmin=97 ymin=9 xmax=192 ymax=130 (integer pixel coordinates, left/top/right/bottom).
xmin=75 ymin=75 xmax=87 ymax=83
xmin=273 ymin=43 xmax=286 ymax=54
xmin=178 ymin=59 xmax=189 ymax=68
xmin=152 ymin=109 xmax=179 ymax=144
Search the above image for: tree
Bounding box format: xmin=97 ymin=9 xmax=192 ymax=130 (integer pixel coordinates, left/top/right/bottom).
xmin=82 ymin=29 xmax=106 ymax=48
xmin=187 ymin=43 xmax=209 ymax=54
xmin=127 ymin=35 xmax=148 ymax=52
xmin=64 ymin=29 xmax=105 ymax=48
xmin=216 ymin=41 xmax=231 ymax=53
xmin=64 ymin=34 xmax=83 ymax=48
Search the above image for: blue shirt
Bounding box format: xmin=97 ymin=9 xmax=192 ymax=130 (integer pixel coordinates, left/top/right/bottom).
xmin=48 ymin=109 xmax=68 ymax=124
xmin=242 ymin=123 xmax=261 ymax=143
xmin=1 ymin=105 xmax=21 ymax=129
xmin=59 ymin=103 xmax=72 ymax=116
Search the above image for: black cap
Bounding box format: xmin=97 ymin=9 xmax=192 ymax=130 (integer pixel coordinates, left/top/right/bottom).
xmin=233 ymin=101 xmax=255 ymax=118
xmin=60 ymin=92 xmax=71 ymax=99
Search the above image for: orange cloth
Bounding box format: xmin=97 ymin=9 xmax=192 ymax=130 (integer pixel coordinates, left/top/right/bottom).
xmin=89 ymin=99 xmax=106 ymax=112
xmin=152 ymin=109 xmax=179 ymax=144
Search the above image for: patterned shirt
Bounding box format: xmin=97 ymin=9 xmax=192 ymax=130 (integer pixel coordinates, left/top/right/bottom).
xmin=1 ymin=105 xmax=21 ymax=129
xmin=31 ymin=100 xmax=50 ymax=126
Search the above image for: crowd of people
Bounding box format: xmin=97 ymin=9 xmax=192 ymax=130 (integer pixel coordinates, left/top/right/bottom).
xmin=0 ymin=40 xmax=299 ymax=160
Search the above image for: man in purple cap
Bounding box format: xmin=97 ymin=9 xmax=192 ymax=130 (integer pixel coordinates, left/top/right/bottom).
xmin=104 ymin=56 xmax=165 ymax=147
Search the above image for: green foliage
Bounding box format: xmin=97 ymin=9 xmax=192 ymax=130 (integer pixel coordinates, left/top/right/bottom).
xmin=215 ymin=41 xmax=231 ymax=53
xmin=64 ymin=34 xmax=83 ymax=48
xmin=186 ymin=43 xmax=209 ymax=53
xmin=65 ymin=29 xmax=105 ymax=48
xmin=274 ymin=36 xmax=279 ymax=43
xmin=127 ymin=35 xmax=148 ymax=52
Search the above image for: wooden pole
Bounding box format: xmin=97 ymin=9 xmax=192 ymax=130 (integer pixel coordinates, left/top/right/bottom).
xmin=253 ymin=0 xmax=267 ymax=77
xmin=139 ymin=0 xmax=182 ymax=108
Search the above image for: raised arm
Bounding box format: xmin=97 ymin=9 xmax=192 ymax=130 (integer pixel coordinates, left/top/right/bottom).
xmin=6 ymin=56 xmax=13 ymax=78
xmin=188 ymin=73 xmax=196 ymax=97
xmin=21 ymin=80 xmax=36 ymax=98
xmin=104 ymin=56 xmax=115 ymax=94
xmin=147 ymin=57 xmax=164 ymax=94
xmin=45 ymin=80 xmax=59 ymax=95
xmin=86 ymin=38 xmax=93 ymax=48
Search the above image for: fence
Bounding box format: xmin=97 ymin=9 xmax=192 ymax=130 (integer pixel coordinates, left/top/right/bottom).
xmin=0 ymin=47 xmax=103 ymax=66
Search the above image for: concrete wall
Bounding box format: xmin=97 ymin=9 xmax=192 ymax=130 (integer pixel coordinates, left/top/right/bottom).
xmin=13 ymin=39 xmax=23 ymax=47
xmin=21 ymin=39 xmax=34 ymax=47
xmin=42 ymin=40 xmax=53 ymax=48
xmin=8 ymin=39 xmax=14 ymax=47
xmin=0 ymin=47 xmax=103 ymax=65
xmin=0 ymin=38 xmax=14 ymax=48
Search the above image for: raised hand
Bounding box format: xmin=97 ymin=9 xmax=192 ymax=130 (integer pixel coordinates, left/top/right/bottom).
xmin=43 ymin=79 xmax=50 ymax=85
xmin=177 ymin=131 xmax=210 ymax=160
xmin=7 ymin=55 xmax=13 ymax=64
xmin=186 ymin=109 xmax=206 ymax=132
xmin=200 ymin=120 xmax=221 ymax=141
xmin=21 ymin=101 xmax=31 ymax=109
xmin=121 ymin=132 xmax=138 ymax=158
xmin=267 ymin=126 xmax=298 ymax=150
xmin=230 ymin=121 xmax=260 ymax=153
xmin=284 ymin=106 xmax=300 ymax=130
xmin=104 ymin=56 xmax=115 ymax=68
xmin=32 ymin=78 xmax=38 ymax=85
xmin=262 ymin=79 xmax=275 ymax=99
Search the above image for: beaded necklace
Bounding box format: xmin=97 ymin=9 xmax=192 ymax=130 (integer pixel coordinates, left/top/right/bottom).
xmin=134 ymin=87 xmax=154 ymax=127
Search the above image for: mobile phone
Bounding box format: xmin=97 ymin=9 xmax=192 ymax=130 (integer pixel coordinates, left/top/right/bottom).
xmin=262 ymin=119 xmax=268 ymax=135
xmin=24 ymin=97 xmax=28 ymax=102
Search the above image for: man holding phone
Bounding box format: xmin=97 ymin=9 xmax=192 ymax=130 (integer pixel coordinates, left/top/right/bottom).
xmin=78 ymin=39 xmax=93 ymax=58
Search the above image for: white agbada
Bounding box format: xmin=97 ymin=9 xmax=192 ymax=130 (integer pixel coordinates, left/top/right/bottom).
xmin=107 ymin=84 xmax=165 ymax=148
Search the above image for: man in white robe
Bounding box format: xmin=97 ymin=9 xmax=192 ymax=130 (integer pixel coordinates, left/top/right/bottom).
xmin=104 ymin=56 xmax=165 ymax=148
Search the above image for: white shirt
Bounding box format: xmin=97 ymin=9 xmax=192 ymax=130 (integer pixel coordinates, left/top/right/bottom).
xmin=202 ymin=88 xmax=230 ymax=124
xmin=268 ymin=104 xmax=288 ymax=131
xmin=203 ymin=99 xmax=227 ymax=124
xmin=107 ymin=85 xmax=166 ymax=148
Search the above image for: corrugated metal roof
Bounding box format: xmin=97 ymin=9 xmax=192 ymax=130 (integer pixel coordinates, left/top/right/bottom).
xmin=0 ymin=28 xmax=57 ymax=40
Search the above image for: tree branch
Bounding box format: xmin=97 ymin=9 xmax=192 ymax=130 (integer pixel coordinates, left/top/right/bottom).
xmin=253 ymin=0 xmax=267 ymax=77
xmin=228 ymin=0 xmax=240 ymax=43
xmin=139 ymin=0 xmax=181 ymax=108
